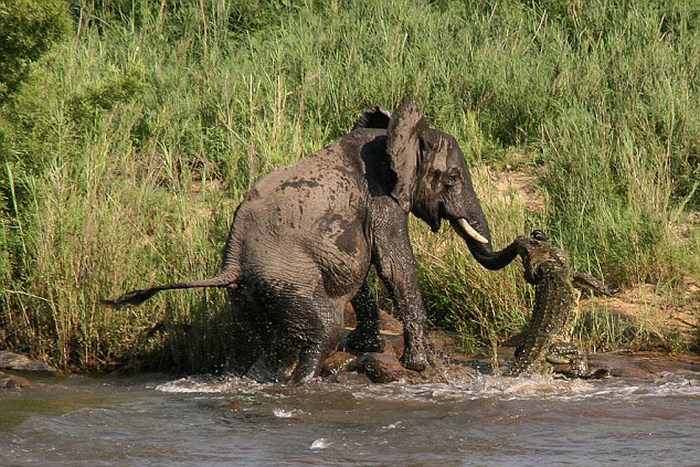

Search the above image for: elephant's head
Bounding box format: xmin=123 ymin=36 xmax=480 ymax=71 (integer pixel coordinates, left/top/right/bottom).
xmin=387 ymin=101 xmax=520 ymax=270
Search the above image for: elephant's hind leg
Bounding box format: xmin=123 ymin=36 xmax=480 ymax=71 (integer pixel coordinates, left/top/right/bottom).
xmin=227 ymin=318 xmax=264 ymax=376
xmin=346 ymin=281 xmax=384 ymax=353
xmin=288 ymin=344 xmax=327 ymax=385
xmin=239 ymin=280 xmax=345 ymax=384
xmin=288 ymin=298 xmax=345 ymax=385
xmin=226 ymin=289 xmax=265 ymax=377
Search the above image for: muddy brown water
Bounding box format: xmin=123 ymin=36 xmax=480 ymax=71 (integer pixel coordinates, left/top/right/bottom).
xmin=1 ymin=363 xmax=699 ymax=466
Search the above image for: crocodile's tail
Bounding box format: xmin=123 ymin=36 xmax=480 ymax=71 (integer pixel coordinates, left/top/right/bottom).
xmin=102 ymin=269 xmax=240 ymax=309
xmin=572 ymin=272 xmax=620 ymax=296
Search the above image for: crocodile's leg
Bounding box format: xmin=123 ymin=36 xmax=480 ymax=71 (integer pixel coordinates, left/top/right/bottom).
xmin=547 ymin=341 xmax=589 ymax=377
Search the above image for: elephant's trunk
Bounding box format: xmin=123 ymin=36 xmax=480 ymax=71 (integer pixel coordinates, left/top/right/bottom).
xmin=450 ymin=219 xmax=520 ymax=271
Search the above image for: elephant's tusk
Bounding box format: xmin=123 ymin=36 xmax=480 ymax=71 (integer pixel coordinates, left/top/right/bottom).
xmin=457 ymin=218 xmax=489 ymax=244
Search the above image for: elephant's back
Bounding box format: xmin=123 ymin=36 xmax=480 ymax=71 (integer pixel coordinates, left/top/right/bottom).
xmin=233 ymin=134 xmax=376 ymax=297
xmin=243 ymin=138 xmax=370 ymax=228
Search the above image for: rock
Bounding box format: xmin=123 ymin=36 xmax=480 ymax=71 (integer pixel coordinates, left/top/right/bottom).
xmin=0 ymin=371 xmax=31 ymax=388
xmin=378 ymin=311 xmax=403 ymax=336
xmin=0 ymin=351 xmax=55 ymax=372
xmin=343 ymin=303 xmax=403 ymax=336
xmin=378 ymin=332 xmax=401 ymax=357
xmin=588 ymin=351 xmax=700 ymax=381
xmin=352 ymin=351 xmax=407 ymax=383
xmin=321 ymin=351 xmax=356 ymax=377
xmin=331 ymin=371 xmax=373 ymax=385
xmin=343 ymin=302 xmax=357 ymax=329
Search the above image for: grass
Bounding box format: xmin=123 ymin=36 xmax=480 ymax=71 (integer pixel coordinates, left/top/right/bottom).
xmin=0 ymin=0 xmax=698 ymax=371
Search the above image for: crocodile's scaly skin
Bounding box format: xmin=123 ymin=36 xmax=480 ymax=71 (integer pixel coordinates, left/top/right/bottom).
xmin=505 ymin=235 xmax=613 ymax=378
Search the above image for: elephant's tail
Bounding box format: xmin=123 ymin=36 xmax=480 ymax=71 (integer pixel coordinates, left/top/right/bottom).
xmin=102 ymin=270 xmax=240 ymax=309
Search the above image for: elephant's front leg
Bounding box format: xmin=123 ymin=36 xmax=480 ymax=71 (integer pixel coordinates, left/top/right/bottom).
xmin=371 ymin=198 xmax=431 ymax=372
xmin=346 ymin=281 xmax=384 ymax=353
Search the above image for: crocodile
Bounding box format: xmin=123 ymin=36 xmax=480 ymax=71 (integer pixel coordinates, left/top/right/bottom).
xmin=505 ymin=230 xmax=615 ymax=378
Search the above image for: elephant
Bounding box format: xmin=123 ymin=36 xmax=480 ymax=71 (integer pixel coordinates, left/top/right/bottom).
xmin=105 ymin=101 xmax=524 ymax=384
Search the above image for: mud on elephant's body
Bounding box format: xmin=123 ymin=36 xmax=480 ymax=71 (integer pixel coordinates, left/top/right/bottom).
xmin=106 ymin=101 xmax=522 ymax=384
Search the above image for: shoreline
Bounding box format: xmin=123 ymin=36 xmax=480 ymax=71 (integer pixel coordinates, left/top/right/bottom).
xmin=3 ymin=338 xmax=699 ymax=389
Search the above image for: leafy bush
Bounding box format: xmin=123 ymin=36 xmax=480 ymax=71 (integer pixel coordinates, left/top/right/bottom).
xmin=0 ymin=0 xmax=71 ymax=101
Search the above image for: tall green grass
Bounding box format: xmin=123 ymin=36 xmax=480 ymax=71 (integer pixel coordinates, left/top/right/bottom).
xmin=1 ymin=0 xmax=698 ymax=371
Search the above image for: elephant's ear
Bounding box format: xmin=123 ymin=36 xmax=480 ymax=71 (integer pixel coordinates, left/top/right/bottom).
xmin=387 ymin=101 xmax=429 ymax=212
xmin=352 ymin=106 xmax=392 ymax=130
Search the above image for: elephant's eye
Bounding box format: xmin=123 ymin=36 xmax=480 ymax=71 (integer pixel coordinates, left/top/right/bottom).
xmin=445 ymin=169 xmax=460 ymax=187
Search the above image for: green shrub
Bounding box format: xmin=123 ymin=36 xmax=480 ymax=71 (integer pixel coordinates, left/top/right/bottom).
xmin=0 ymin=0 xmax=71 ymax=101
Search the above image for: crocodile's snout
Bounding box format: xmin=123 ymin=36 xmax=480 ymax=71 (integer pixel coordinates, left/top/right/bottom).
xmin=530 ymin=229 xmax=548 ymax=241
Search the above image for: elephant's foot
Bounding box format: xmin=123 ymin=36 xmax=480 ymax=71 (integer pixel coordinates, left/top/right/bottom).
xmin=346 ymin=327 xmax=384 ymax=353
xmin=288 ymin=345 xmax=325 ymax=386
xmin=401 ymin=347 xmax=429 ymax=372
xmin=400 ymin=324 xmax=433 ymax=372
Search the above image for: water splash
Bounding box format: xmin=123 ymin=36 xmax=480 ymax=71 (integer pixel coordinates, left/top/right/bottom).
xmin=353 ymin=372 xmax=700 ymax=403
xmin=382 ymin=421 xmax=404 ymax=430
xmin=154 ymin=375 xmax=268 ymax=394
xmin=309 ymin=438 xmax=331 ymax=450
xmin=273 ymin=408 xmax=303 ymax=418
xmin=152 ymin=371 xmax=700 ymax=404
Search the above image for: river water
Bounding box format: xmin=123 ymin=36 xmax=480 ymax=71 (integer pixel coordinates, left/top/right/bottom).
xmin=1 ymin=369 xmax=699 ymax=466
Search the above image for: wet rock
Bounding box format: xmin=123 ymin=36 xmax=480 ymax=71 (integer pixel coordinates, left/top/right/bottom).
xmin=351 ymin=351 xmax=407 ymax=383
xmin=329 ymin=371 xmax=372 ymax=385
xmin=0 ymin=351 xmax=55 ymax=372
xmin=588 ymin=351 xmax=700 ymax=381
xmin=343 ymin=304 xmax=403 ymax=337
xmin=383 ymin=334 xmax=404 ymax=359
xmin=378 ymin=311 xmax=403 ymax=336
xmin=321 ymin=351 xmax=356 ymax=377
xmin=0 ymin=371 xmax=31 ymax=388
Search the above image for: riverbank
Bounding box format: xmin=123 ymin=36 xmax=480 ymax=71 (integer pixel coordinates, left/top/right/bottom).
xmin=0 ymin=350 xmax=56 ymax=389
xmin=3 ymin=307 xmax=698 ymax=390
xmin=323 ymin=307 xmax=700 ymax=384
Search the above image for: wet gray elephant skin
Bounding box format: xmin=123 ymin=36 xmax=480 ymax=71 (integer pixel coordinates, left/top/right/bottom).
xmin=105 ymin=101 xmax=523 ymax=384
xmin=505 ymin=231 xmax=616 ymax=378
